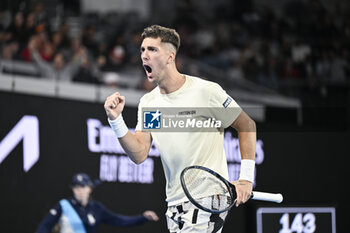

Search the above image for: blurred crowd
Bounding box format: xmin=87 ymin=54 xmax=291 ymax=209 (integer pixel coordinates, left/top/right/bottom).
xmin=0 ymin=0 xmax=349 ymax=96
xmin=0 ymin=1 xmax=154 ymax=90
xmin=173 ymin=0 xmax=350 ymax=95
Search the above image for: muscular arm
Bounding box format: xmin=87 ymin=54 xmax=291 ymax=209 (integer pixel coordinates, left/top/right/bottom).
xmin=104 ymin=92 xmax=152 ymax=164
xmin=231 ymin=110 xmax=256 ymax=206
xmin=118 ymin=130 xmax=152 ymax=164
xmin=231 ymin=111 xmax=256 ymax=161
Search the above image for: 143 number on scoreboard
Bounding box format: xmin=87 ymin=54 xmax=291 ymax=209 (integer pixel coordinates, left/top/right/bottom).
xmin=279 ymin=213 xmax=316 ymax=233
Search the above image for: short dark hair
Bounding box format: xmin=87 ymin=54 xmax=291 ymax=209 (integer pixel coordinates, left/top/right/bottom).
xmin=141 ymin=25 xmax=180 ymax=52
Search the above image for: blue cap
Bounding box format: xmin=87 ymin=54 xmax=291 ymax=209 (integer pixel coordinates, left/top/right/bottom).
xmin=71 ymin=173 xmax=99 ymax=187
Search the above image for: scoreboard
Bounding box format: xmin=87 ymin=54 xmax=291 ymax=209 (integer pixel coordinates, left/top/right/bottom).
xmin=256 ymin=207 xmax=336 ymax=233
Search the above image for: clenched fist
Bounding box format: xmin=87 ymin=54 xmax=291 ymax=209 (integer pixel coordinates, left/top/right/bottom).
xmin=104 ymin=92 xmax=125 ymax=120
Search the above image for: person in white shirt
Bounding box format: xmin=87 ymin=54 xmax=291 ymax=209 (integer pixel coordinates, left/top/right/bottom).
xmin=104 ymin=25 xmax=256 ymax=233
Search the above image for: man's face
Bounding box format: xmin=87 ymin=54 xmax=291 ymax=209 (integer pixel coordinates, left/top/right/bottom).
xmin=72 ymin=185 xmax=92 ymax=203
xmin=53 ymin=54 xmax=65 ymax=70
xmin=140 ymin=37 xmax=173 ymax=84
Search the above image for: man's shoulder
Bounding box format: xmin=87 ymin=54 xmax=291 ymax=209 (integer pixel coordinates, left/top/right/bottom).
xmin=187 ymin=75 xmax=222 ymax=91
xmin=140 ymin=86 xmax=159 ymax=103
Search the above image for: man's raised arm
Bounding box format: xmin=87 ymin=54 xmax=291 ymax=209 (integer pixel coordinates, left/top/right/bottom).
xmin=104 ymin=92 xmax=152 ymax=164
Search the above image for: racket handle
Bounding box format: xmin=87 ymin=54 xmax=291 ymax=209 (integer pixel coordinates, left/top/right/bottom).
xmin=251 ymin=191 xmax=283 ymax=203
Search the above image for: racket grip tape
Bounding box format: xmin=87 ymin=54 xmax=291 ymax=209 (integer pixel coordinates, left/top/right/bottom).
xmin=251 ymin=191 xmax=283 ymax=203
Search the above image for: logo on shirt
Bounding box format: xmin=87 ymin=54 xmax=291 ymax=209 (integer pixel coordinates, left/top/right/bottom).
xmin=177 ymin=110 xmax=196 ymax=116
xmin=87 ymin=213 xmax=96 ymax=225
xmin=143 ymin=110 xmax=162 ymax=129
xmin=223 ymin=97 xmax=232 ymax=108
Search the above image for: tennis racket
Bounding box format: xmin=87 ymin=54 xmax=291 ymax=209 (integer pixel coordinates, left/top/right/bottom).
xmin=180 ymin=165 xmax=283 ymax=214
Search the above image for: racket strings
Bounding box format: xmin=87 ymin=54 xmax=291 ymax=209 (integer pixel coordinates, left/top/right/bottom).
xmin=182 ymin=168 xmax=232 ymax=211
xmin=211 ymin=194 xmax=233 ymax=211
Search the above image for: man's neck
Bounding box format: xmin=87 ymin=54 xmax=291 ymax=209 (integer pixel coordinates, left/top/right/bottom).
xmin=158 ymin=70 xmax=186 ymax=94
xmin=74 ymin=197 xmax=89 ymax=207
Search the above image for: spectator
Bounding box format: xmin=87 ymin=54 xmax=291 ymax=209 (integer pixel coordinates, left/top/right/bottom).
xmin=125 ymin=31 xmax=142 ymax=66
xmin=69 ymin=37 xmax=84 ymax=61
xmin=73 ymin=55 xmax=101 ymax=84
xmin=106 ymin=35 xmax=127 ymax=71
xmin=5 ymin=12 xmax=26 ymax=45
xmin=29 ymin=36 xmax=82 ymax=81
xmin=1 ymin=40 xmax=19 ymax=59
xmin=228 ymin=60 xmax=245 ymax=81
xmin=329 ymin=50 xmax=348 ymax=83
xmin=24 ymin=12 xmax=36 ymax=39
xmin=51 ymin=31 xmax=64 ymax=52
xmin=36 ymin=30 xmax=55 ymax=61
xmin=315 ymin=51 xmax=330 ymax=84
xmin=82 ymin=26 xmax=99 ymax=57
xmin=32 ymin=1 xmax=47 ymax=24
xmin=281 ymin=58 xmax=299 ymax=80
xmin=0 ymin=9 xmax=11 ymax=44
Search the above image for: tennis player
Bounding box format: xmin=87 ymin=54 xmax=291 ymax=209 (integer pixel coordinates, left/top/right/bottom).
xmin=104 ymin=25 xmax=256 ymax=233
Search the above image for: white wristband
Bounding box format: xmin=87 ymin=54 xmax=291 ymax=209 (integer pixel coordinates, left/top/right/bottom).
xmin=108 ymin=114 xmax=128 ymax=138
xmin=239 ymin=159 xmax=255 ymax=183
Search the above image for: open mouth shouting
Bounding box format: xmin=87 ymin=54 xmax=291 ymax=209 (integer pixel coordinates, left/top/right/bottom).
xmin=143 ymin=64 xmax=153 ymax=78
